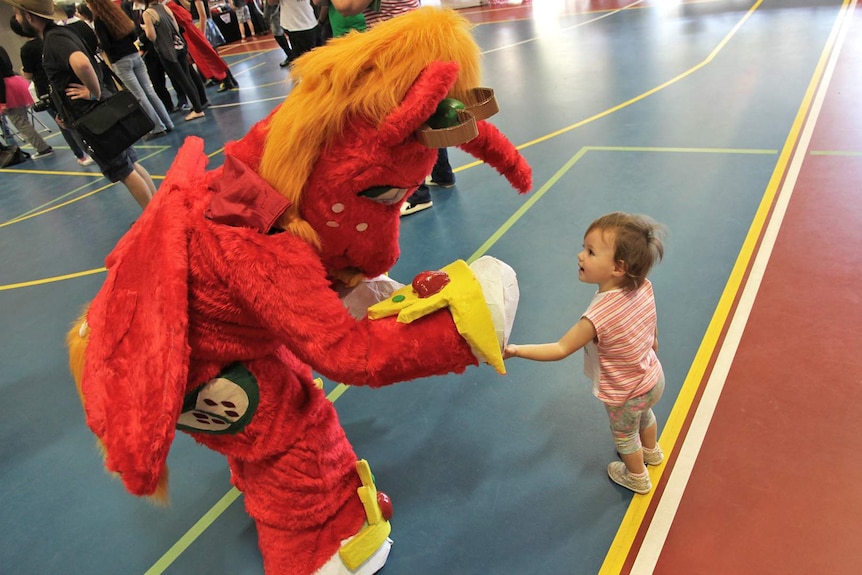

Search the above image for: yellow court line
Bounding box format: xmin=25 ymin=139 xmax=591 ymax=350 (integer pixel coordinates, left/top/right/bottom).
xmin=132 ymin=142 xmax=778 ymax=574
xmin=462 ymin=0 xmax=765 ymax=170
xmin=598 ymin=0 xmax=852 ymax=572
xmin=481 ymin=0 xmax=645 ymax=53
xmin=3 ymin=3 xmax=768 ymax=571
xmin=0 ymin=267 xmax=106 ymax=291
xmin=0 ymin=147 xmax=171 ymax=228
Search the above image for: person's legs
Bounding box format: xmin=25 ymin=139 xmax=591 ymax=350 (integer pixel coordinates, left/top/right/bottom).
xmin=604 ymin=378 xmax=665 ymax=493
xmin=144 ymin=50 xmax=175 ymax=112
xmin=130 ymin=54 xmax=174 ymax=131
xmin=121 ymin=168 xmax=154 ymax=208
xmin=429 ymin=148 xmax=455 ymax=186
xmin=163 ymin=56 xmax=204 ymax=116
xmin=113 ymin=54 xmax=168 ymax=134
xmin=187 ymin=60 xmax=210 ymax=107
xmin=285 ymin=27 xmax=318 ymax=61
xmin=92 ymin=147 xmax=152 ymax=208
xmin=5 ymin=107 xmax=52 ymax=154
xmin=399 ymin=183 xmax=432 ymax=216
xmin=133 ymin=161 xmax=157 ymax=196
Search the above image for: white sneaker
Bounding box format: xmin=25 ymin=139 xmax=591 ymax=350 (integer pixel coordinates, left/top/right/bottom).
xmin=643 ymin=444 xmax=664 ymax=466
xmin=607 ymin=462 xmax=651 ymax=494
xmin=399 ymin=199 xmax=432 ymax=217
xmin=77 ymin=155 xmax=94 ymax=166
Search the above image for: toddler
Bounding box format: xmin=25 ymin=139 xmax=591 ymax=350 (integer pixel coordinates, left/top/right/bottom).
xmin=504 ymin=212 xmax=667 ymax=494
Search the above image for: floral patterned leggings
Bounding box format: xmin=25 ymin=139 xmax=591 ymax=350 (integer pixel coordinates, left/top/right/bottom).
xmin=604 ymin=372 xmax=665 ymax=455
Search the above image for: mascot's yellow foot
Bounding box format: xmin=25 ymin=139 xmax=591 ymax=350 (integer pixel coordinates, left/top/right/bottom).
xmin=313 ymin=537 xmax=392 ymax=575
xmin=313 ymin=460 xmax=393 ymax=575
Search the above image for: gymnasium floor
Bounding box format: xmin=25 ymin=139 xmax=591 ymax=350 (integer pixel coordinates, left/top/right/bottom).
xmin=2 ymin=1 xmax=861 ymax=573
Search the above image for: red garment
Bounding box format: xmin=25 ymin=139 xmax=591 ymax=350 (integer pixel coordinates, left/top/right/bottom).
xmin=2 ymin=75 xmax=35 ymax=108
xmin=168 ymin=1 xmax=229 ymax=81
xmin=73 ymin=10 xmax=532 ymax=573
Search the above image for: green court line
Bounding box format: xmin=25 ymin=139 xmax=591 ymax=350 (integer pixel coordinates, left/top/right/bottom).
xmin=140 ymin=141 xmax=779 ymax=572
xmin=142 ymin=487 xmax=243 ymax=575
xmin=468 ymin=145 xmax=777 ymax=262
xmin=141 ymin=382 xmax=355 ymax=573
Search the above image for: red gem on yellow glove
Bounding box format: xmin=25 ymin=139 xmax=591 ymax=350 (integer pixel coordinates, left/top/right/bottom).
xmin=412 ymin=270 xmax=451 ymax=298
xmin=377 ymin=491 xmax=393 ymax=521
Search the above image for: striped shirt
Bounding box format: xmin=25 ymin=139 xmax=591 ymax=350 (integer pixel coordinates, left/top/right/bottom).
xmin=582 ymin=279 xmax=661 ymax=406
xmin=363 ymin=0 xmax=420 ymax=29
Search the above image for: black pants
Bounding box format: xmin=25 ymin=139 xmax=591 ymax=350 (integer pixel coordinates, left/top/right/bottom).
xmin=144 ymin=49 xmax=174 ymax=111
xmin=161 ymin=50 xmax=204 ymax=113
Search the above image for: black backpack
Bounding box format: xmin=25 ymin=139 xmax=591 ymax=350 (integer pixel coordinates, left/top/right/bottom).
xmin=0 ymin=144 xmax=31 ymax=168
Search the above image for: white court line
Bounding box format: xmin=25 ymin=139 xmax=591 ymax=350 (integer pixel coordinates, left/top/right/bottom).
xmin=630 ymin=1 xmax=858 ymax=572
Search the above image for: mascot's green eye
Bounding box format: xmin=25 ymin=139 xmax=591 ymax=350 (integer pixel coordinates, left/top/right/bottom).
xmin=359 ymin=186 xmax=411 ymax=205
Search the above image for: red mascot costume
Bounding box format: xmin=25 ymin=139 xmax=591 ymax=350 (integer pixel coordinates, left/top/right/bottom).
xmin=68 ymin=8 xmax=531 ymax=574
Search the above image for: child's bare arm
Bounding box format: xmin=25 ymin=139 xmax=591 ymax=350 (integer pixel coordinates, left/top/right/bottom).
xmin=505 ymin=318 xmax=596 ymax=361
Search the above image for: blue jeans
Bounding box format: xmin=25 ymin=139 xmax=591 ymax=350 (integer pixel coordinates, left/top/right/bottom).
xmin=112 ymin=53 xmax=174 ymax=133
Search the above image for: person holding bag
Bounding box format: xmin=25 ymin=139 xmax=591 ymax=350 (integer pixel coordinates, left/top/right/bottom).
xmin=6 ymin=0 xmax=156 ymax=209
xmin=87 ymin=0 xmax=175 ymax=139
xmin=142 ymin=0 xmax=206 ymax=121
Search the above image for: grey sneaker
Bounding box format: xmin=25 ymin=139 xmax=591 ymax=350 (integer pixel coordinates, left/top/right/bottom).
xmin=607 ymin=462 xmax=652 ymax=494
xmin=643 ymin=444 xmax=664 ymax=466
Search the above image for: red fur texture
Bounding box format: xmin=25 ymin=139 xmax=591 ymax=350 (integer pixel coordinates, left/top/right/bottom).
xmin=75 ymin=9 xmax=532 ymax=574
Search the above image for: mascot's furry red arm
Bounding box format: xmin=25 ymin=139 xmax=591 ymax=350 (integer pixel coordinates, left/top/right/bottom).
xmin=66 ymin=8 xmax=531 ymax=575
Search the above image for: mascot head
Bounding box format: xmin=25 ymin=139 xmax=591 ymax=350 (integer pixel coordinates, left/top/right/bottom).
xmin=230 ymin=7 xmax=531 ymax=285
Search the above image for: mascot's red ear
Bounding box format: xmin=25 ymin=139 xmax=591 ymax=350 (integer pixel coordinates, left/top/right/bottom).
xmin=379 ymin=61 xmax=460 ymax=147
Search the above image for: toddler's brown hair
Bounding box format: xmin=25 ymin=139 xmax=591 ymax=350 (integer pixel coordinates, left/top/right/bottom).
xmin=586 ymin=212 xmax=666 ymax=290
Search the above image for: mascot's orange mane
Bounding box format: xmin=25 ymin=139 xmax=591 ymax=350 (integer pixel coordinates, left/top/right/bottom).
xmin=258 ymin=7 xmax=482 ymax=245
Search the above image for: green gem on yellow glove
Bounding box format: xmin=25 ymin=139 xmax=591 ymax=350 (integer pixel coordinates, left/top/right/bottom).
xmin=426 ymin=98 xmax=466 ymax=129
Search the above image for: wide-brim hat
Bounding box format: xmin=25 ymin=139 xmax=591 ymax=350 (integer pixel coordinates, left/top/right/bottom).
xmin=2 ymin=0 xmax=67 ymax=21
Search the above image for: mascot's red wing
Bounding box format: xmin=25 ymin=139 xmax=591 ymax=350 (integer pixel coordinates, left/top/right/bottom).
xmin=81 ymin=138 xmax=208 ymax=496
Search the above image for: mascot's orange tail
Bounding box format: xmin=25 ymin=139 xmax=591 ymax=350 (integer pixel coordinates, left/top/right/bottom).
xmin=66 ymin=310 xmax=171 ymax=505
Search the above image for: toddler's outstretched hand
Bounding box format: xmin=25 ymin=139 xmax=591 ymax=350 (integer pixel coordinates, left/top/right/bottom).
xmin=503 ymin=344 xmax=518 ymax=359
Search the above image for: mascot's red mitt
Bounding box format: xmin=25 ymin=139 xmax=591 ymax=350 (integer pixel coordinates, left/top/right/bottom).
xmin=67 ymin=8 xmax=531 ymax=575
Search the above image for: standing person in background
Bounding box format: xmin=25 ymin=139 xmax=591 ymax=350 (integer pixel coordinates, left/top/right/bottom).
xmin=268 ymin=0 xmax=317 ymax=63
xmin=87 ymin=0 xmax=175 ymax=139
xmin=312 ymin=0 xmax=362 ymax=39
xmin=9 ymin=14 xmax=93 ymax=165
xmin=7 ymin=0 xmax=156 ymax=208
xmin=327 ymin=0 xmax=454 ymax=216
xmin=170 ymin=0 xmax=239 ymax=91
xmin=142 ymin=0 xmax=206 ymax=120
xmin=0 ymin=44 xmax=54 ymax=157
xmin=122 ymin=0 xmax=177 ymax=113
xmin=232 ymin=0 xmax=252 ymax=40
xmin=504 ymin=213 xmax=668 ymax=494
xmin=75 ymin=2 xmax=94 ymax=26
xmin=59 ymin=2 xmax=97 ymax=53
xmin=263 ymin=0 xmax=291 ymax=67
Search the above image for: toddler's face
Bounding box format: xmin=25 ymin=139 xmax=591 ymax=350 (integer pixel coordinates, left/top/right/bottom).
xmin=577 ymin=228 xmax=621 ymax=291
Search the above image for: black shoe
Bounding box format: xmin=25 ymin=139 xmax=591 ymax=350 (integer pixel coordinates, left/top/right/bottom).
xmin=279 ymin=58 xmax=291 ymax=68
xmin=205 ymin=79 xmax=218 ymax=87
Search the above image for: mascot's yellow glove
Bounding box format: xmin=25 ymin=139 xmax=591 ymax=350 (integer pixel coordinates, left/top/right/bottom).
xmin=368 ymin=259 xmax=508 ymax=374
